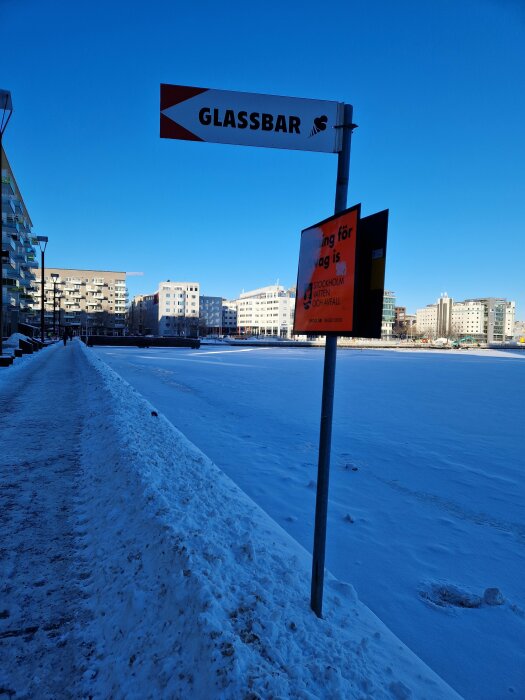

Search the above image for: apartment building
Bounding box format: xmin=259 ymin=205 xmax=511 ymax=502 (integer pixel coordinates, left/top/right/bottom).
xmin=132 ymin=281 xmax=200 ymax=337
xmin=514 ymin=320 xmax=525 ymax=341
xmin=1 ymin=147 xmax=38 ymax=336
xmin=199 ymin=296 xmax=222 ymax=335
xmin=394 ymin=306 xmax=416 ymax=336
xmin=233 ymin=285 xmax=295 ymax=338
xmin=31 ymin=268 xmax=127 ymax=336
xmin=222 ymin=301 xmax=238 ymax=334
xmin=381 ymin=290 xmax=396 ymax=339
xmin=128 ymin=293 xmax=153 ymax=335
xmin=416 ymin=295 xmax=515 ymax=342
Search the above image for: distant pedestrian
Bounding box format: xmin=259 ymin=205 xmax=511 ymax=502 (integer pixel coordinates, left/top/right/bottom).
xmin=68 ymin=327 xmax=74 ymax=341
xmin=62 ymin=329 xmax=68 ymax=346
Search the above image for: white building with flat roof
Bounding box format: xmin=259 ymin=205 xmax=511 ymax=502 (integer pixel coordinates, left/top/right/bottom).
xmin=416 ymin=295 xmax=515 ymax=342
xmin=132 ymin=281 xmax=200 ymax=337
xmin=232 ymin=285 xmax=295 ymax=338
xmin=157 ymin=280 xmax=199 ymax=336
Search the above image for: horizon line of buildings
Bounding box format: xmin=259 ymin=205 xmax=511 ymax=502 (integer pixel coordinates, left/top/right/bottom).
xmin=2 ymin=146 xmax=521 ymax=344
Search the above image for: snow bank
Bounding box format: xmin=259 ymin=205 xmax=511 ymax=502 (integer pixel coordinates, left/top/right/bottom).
xmin=77 ymin=343 xmax=460 ymax=699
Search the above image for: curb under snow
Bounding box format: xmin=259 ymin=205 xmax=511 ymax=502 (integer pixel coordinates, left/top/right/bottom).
xmin=77 ymin=342 xmax=461 ymax=699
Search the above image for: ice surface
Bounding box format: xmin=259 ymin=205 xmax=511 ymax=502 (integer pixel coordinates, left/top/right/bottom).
xmin=92 ymin=344 xmax=525 ymax=699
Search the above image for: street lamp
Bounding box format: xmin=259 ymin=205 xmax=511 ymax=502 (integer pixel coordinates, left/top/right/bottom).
xmin=56 ymin=290 xmax=63 ymax=338
xmin=36 ymin=236 xmax=48 ymax=342
xmin=51 ymin=272 xmax=59 ymax=336
xmin=0 ymin=89 xmax=14 ymax=358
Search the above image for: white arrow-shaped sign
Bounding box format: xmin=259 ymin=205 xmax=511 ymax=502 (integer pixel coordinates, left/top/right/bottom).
xmin=160 ymin=84 xmax=345 ymax=153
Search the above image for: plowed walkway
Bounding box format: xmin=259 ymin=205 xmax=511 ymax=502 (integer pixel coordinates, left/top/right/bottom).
xmin=0 ymin=341 xmax=92 ymax=699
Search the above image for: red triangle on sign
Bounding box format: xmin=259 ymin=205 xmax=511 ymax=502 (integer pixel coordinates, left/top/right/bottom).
xmin=160 ymin=84 xmax=208 ymax=111
xmin=160 ymin=113 xmax=203 ymax=142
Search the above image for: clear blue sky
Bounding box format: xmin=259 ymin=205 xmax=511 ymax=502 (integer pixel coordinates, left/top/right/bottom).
xmin=3 ymin=0 xmax=524 ymax=316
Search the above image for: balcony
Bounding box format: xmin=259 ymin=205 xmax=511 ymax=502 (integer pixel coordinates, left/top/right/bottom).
xmin=1 ymin=176 xmax=16 ymax=195
xmin=2 ymin=256 xmax=16 ymax=271
xmin=1 ymin=237 xmax=16 ymax=253
xmin=3 ymin=219 xmax=19 ymax=235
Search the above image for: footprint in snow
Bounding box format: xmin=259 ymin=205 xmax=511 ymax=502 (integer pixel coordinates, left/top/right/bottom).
xmin=420 ymin=582 xmax=505 ymax=609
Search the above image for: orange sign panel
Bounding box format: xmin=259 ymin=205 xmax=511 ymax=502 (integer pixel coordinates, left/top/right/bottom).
xmin=294 ymin=205 xmax=360 ymax=334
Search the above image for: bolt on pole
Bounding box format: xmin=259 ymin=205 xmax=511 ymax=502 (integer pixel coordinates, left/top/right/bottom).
xmin=310 ymin=104 xmax=354 ymax=618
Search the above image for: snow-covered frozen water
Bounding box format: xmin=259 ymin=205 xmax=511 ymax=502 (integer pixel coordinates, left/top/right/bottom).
xmin=93 ymin=345 xmax=525 ymax=699
xmin=1 ymin=342 xmax=461 ymax=698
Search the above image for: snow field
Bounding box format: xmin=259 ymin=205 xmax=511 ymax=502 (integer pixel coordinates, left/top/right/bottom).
xmin=76 ymin=342 xmax=461 ymax=699
xmin=90 ymin=344 xmax=525 ymax=699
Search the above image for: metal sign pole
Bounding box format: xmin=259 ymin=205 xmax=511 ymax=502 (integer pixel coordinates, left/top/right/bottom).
xmin=310 ymin=103 xmax=354 ymax=618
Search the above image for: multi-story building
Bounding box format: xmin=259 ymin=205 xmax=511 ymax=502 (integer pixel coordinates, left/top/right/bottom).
xmin=31 ymin=268 xmax=127 ymax=336
xmin=514 ymin=320 xmax=525 ymax=342
xmin=233 ymin=285 xmax=295 ymax=338
xmin=222 ymin=300 xmax=238 ymax=335
xmin=199 ymin=296 xmax=222 ymax=335
xmin=381 ymin=290 xmax=396 ymax=339
xmin=134 ymin=281 xmax=200 ymax=337
xmin=449 ymin=300 xmax=485 ymax=339
xmin=128 ymin=293 xmax=153 ymax=335
xmin=416 ymin=295 xmax=515 ymax=342
xmin=470 ymin=298 xmax=515 ymax=343
xmin=436 ymin=293 xmax=453 ymax=338
xmin=394 ymin=306 xmax=416 ymax=337
xmin=1 ymin=147 xmax=38 ymax=336
xmin=416 ymin=304 xmax=438 ymax=338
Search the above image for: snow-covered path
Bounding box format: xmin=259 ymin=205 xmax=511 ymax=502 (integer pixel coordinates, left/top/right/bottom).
xmin=0 ymin=342 xmax=92 ymax=698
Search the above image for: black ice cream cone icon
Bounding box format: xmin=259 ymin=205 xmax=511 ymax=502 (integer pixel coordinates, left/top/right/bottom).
xmin=309 ymin=115 xmax=328 ymax=137
xmin=303 ymin=282 xmax=313 ymax=310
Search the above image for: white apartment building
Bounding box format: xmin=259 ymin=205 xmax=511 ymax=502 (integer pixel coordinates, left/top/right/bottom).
xmin=450 ymin=300 xmax=485 ymax=338
xmin=416 ymin=294 xmax=515 ymax=342
xmin=416 ymin=305 xmax=437 ymax=337
xmin=233 ymin=285 xmax=295 ymax=338
xmin=133 ymin=281 xmax=200 ymax=336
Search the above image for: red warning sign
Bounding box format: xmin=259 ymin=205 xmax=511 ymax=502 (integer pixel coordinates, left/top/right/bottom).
xmin=294 ymin=205 xmax=360 ymax=334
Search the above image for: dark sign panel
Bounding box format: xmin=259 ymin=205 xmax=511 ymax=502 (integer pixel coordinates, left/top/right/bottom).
xmin=352 ymin=209 xmax=389 ymax=339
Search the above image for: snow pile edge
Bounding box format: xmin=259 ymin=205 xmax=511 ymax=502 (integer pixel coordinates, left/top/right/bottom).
xmin=78 ymin=343 xmax=461 ymax=699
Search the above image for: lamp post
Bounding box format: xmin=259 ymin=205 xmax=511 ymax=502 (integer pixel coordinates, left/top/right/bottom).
xmin=36 ymin=236 xmax=48 ymax=342
xmin=0 ymin=89 xmax=14 ymax=358
xmin=51 ymin=272 xmax=59 ymax=336
xmin=56 ymin=291 xmax=63 ymax=338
